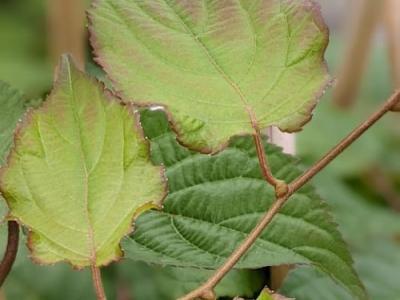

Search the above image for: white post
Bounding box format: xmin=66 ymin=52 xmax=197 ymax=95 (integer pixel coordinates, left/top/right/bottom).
xmin=268 ymin=127 xmax=295 ymax=290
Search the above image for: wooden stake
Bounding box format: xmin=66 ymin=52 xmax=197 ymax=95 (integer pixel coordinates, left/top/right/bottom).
xmin=384 ymin=0 xmax=400 ymax=110
xmin=268 ymin=128 xmax=295 ymax=291
xmin=47 ymin=0 xmax=86 ymax=69
xmin=333 ymin=0 xmax=384 ymax=108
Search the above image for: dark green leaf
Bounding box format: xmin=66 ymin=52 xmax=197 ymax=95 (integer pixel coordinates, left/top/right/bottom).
xmin=0 ymin=81 xmax=27 ymax=165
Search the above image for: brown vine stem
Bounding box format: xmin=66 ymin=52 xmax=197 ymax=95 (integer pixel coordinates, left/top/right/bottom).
xmin=290 ymin=90 xmax=400 ymax=191
xmin=0 ymin=221 xmax=19 ymax=287
xmin=91 ymin=265 xmax=107 ymax=300
xmin=179 ymin=90 xmax=400 ymax=300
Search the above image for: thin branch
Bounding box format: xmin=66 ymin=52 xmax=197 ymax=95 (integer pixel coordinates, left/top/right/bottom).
xmin=253 ymin=129 xmax=288 ymax=197
xmin=290 ymin=90 xmax=400 ymax=191
xmin=0 ymin=221 xmax=19 ymax=286
xmin=47 ymin=0 xmax=86 ymax=68
xmin=91 ymin=265 xmax=107 ymax=300
xmin=267 ymin=127 xmax=296 ymax=290
xmin=178 ymin=90 xmax=400 ymax=300
xmin=253 ymin=128 xmax=276 ymax=187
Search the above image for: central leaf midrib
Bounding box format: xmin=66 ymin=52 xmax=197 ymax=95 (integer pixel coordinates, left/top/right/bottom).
xmin=160 ymin=0 xmax=255 ymax=119
xmin=65 ymin=63 xmax=97 ymax=264
xmin=135 ymin=211 xmax=352 ymax=272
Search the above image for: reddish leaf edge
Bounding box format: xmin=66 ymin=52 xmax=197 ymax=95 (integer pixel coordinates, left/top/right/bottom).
xmin=87 ymin=0 xmax=332 ymax=154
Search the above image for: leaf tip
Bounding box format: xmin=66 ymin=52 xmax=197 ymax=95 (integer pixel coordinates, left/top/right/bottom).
xmin=54 ymin=54 xmax=83 ymax=84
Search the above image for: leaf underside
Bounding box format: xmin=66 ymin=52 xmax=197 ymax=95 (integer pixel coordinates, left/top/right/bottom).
xmin=0 ymin=56 xmax=165 ymax=268
xmin=89 ymin=0 xmax=330 ymax=152
xmin=123 ymin=109 xmax=366 ymax=300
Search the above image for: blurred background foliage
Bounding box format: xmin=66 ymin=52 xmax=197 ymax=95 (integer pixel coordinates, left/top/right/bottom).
xmin=0 ymin=0 xmax=399 ymax=299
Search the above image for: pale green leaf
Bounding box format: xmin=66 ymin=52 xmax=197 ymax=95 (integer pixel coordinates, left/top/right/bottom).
xmin=257 ymin=288 xmax=292 ymax=300
xmin=0 ymin=56 xmax=165 ymax=267
xmin=89 ymin=0 xmax=330 ymax=151
xmin=257 ymin=289 xmax=274 ymax=300
xmin=123 ymin=110 xmax=366 ymax=299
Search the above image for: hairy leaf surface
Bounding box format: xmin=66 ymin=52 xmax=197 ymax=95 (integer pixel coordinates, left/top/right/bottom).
xmin=89 ymin=0 xmax=330 ymax=151
xmin=123 ymin=109 xmax=365 ymax=299
xmin=0 ymin=57 xmax=165 ymax=267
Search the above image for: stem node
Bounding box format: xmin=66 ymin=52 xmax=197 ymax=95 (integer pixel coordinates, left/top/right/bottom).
xmin=275 ymin=180 xmax=289 ymax=198
xmin=200 ymin=289 xmax=216 ymax=300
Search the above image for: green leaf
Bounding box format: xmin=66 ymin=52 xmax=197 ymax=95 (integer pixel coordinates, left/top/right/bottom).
xmin=280 ymin=267 xmax=352 ymax=300
xmin=119 ymin=261 xmax=265 ymax=300
xmin=89 ymin=0 xmax=330 ymax=151
xmin=0 ymin=56 xmax=165 ymax=267
xmin=123 ymin=109 xmax=366 ymax=299
xmin=0 ymin=81 xmax=30 ymax=222
xmin=0 ymin=81 xmax=27 ymax=165
xmin=310 ymin=172 xmax=400 ymax=246
xmin=352 ymin=242 xmax=400 ymax=300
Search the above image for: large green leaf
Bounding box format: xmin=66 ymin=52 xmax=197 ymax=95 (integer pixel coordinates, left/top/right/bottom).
xmin=123 ymin=109 xmax=365 ymax=299
xmin=0 ymin=56 xmax=165 ymax=267
xmin=89 ymin=0 xmax=330 ymax=151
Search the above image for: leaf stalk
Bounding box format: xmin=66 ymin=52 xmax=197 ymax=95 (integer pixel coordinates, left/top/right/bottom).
xmin=91 ymin=265 xmax=107 ymax=300
xmin=252 ymin=117 xmax=288 ymax=197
